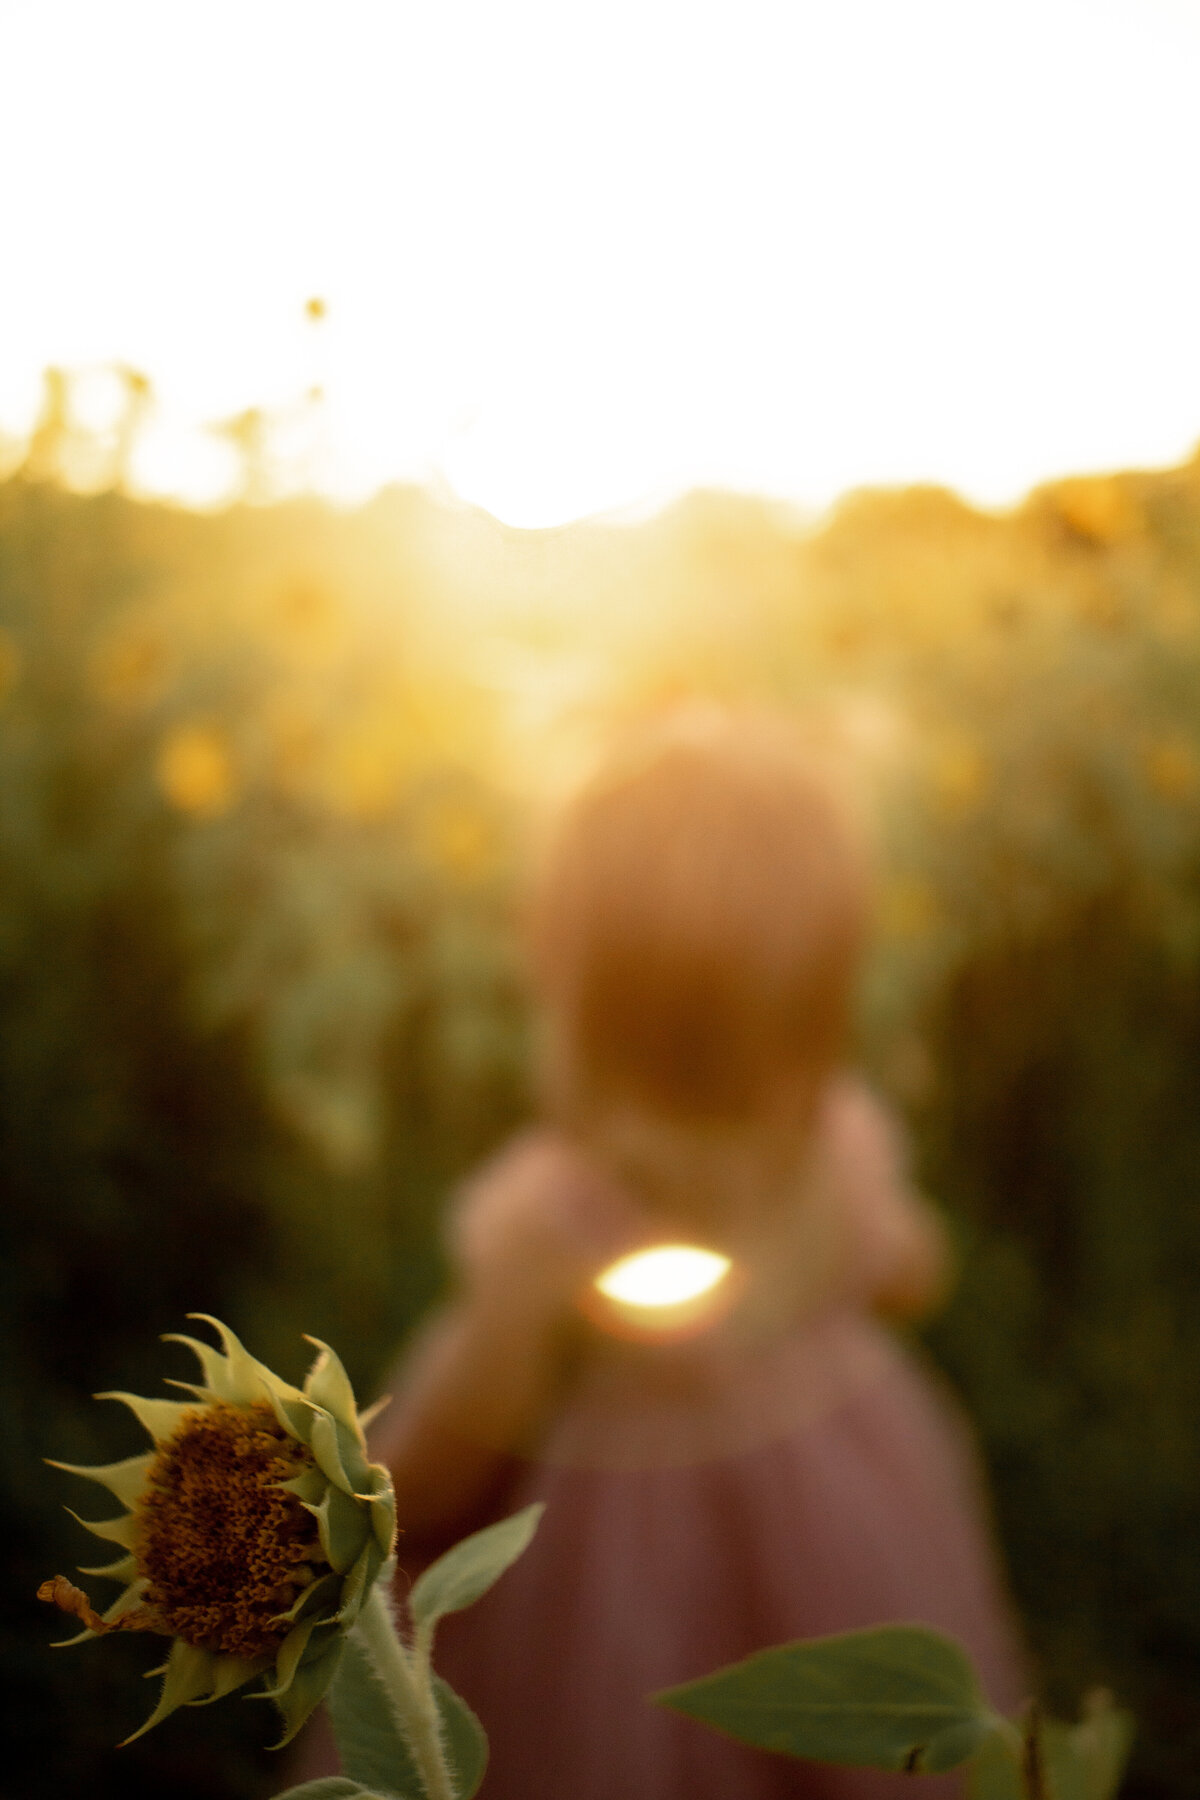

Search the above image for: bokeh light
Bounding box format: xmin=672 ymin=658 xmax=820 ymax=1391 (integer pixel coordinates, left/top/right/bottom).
xmin=594 ymin=1245 xmax=733 ymax=1309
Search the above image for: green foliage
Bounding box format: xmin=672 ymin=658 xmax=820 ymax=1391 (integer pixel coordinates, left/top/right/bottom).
xmin=658 ymin=1624 xmax=1001 ymax=1774
xmin=660 ymin=1625 xmax=1134 ymax=1800
xmin=323 ymin=1633 xmax=487 ymax=1800
xmin=408 ymin=1504 xmax=544 ymax=1640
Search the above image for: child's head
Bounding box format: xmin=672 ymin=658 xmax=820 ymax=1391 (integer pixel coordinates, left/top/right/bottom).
xmin=528 ymin=706 xmax=871 ymax=1226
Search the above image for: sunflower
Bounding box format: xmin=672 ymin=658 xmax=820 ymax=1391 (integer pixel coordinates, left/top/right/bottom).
xmin=39 ymin=1315 xmax=396 ymax=1744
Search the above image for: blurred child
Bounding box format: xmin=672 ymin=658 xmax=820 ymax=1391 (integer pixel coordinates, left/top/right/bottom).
xmin=369 ymin=707 xmax=1026 ymax=1799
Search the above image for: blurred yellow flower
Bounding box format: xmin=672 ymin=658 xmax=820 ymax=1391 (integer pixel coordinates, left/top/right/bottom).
xmin=1144 ymin=738 xmax=1198 ymax=800
xmin=156 ymin=724 xmax=238 ymax=817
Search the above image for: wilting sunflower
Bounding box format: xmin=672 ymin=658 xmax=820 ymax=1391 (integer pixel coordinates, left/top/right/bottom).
xmin=39 ymin=1315 xmax=396 ymax=1744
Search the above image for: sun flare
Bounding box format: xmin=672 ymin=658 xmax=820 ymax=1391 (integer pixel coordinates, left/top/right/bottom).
xmin=593 ymin=1245 xmax=733 ymax=1310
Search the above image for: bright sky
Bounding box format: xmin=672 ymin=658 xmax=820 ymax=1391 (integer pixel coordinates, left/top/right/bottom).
xmin=3 ymin=0 xmax=1200 ymax=527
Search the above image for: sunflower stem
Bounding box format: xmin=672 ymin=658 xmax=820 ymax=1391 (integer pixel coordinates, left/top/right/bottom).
xmin=355 ymin=1581 xmax=457 ymax=1800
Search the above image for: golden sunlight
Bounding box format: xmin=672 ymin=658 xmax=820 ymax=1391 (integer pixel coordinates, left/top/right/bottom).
xmin=3 ymin=1 xmax=1200 ymax=526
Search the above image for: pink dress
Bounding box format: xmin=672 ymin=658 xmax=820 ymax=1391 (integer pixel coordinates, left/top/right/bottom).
xmin=405 ymin=1084 xmax=1027 ymax=1800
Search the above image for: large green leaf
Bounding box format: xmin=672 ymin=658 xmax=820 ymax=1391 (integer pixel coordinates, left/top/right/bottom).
xmin=327 ymin=1629 xmax=488 ymax=1799
xmin=408 ymin=1503 xmax=543 ymax=1635
xmin=657 ymin=1624 xmax=1002 ymax=1774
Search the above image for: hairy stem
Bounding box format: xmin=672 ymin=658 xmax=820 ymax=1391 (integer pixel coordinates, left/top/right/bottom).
xmin=354 ymin=1582 xmax=457 ymax=1800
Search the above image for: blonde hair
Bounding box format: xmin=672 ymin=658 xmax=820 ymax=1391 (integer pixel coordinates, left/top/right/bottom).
xmin=529 ymin=707 xmax=871 ymax=1224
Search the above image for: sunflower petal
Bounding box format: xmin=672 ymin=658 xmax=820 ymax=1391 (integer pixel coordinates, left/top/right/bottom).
xmin=64 ymin=1507 xmax=138 ymax=1550
xmin=103 ymin=1578 xmax=151 ymax=1623
xmin=263 ymin=1384 xmax=321 ymax=1447
xmin=334 ymin=1541 xmax=380 ymax=1629
xmin=162 ymin=1332 xmax=243 ymax=1402
xmin=77 ymin=1552 xmax=139 ymax=1583
xmin=46 ymin=1452 xmax=153 ymax=1509
xmin=364 ymin=1470 xmax=397 ymax=1557
xmin=304 ymin=1343 xmax=372 ymax=1490
xmin=261 ymin=1616 xmax=322 ymax=1698
xmin=187 ymin=1313 xmax=308 ymax=1411
xmin=49 ymin=1575 xmax=150 ymax=1645
xmin=264 ymin=1638 xmax=346 ymax=1747
xmin=95 ymin=1391 xmax=193 ymax=1446
xmin=162 ymin=1378 xmax=213 ymax=1401
xmin=302 ymin=1339 xmax=360 ymax=1435
xmin=272 ymin=1570 xmax=342 ymax=1628
xmin=356 ymin=1393 xmax=391 ymax=1435
xmin=308 ymin=1409 xmax=354 ymax=1494
xmin=186 ymin=1653 xmax=265 ymax=1706
xmin=277 ymin=1466 xmax=327 ymax=1506
xmin=305 ymin=1482 xmax=370 ymax=1575
xmin=122 ymin=1640 xmax=218 ymax=1743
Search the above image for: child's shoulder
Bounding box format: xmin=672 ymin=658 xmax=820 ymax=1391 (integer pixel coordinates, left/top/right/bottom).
xmin=449 ymin=1126 xmax=651 ymax=1286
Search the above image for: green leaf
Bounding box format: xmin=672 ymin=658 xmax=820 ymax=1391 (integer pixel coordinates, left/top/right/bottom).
xmin=408 ymin=1503 xmax=543 ymax=1635
xmin=433 ymin=1676 xmax=488 ymax=1800
xmin=656 ymin=1624 xmax=1002 ymax=1774
xmin=270 ymin=1781 xmax=400 ymax=1800
xmin=327 ymin=1630 xmax=487 ymax=1799
xmin=328 ymin=1631 xmax=419 ymax=1797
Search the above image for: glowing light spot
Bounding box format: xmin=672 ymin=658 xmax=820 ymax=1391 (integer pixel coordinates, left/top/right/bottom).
xmin=594 ymin=1244 xmax=732 ymax=1310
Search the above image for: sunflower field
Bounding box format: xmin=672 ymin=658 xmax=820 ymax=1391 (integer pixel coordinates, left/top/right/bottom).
xmin=3 ymin=416 xmax=1199 ymax=1797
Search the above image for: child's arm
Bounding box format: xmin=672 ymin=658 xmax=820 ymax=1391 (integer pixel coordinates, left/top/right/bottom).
xmin=860 ymin=1182 xmax=953 ymax=1321
xmin=368 ymin=1289 xmax=569 ymax=1543
xmin=827 ymin=1077 xmax=954 ymax=1323
xmin=369 ymin=1130 xmax=642 ymax=1542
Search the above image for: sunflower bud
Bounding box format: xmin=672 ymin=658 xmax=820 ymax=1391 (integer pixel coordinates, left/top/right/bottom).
xmin=39 ymin=1315 xmax=396 ymax=1745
